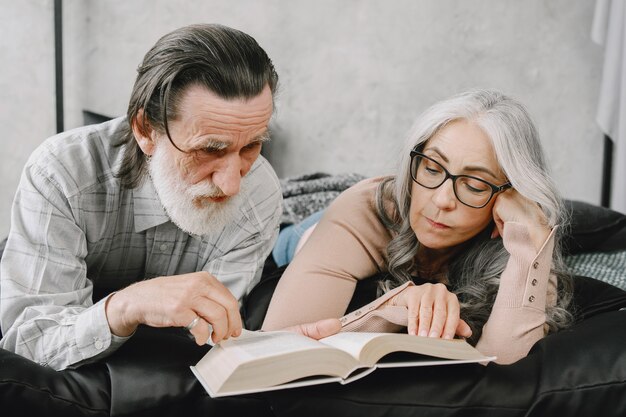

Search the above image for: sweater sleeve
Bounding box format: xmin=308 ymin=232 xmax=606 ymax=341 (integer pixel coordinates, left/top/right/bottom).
xmin=475 ymin=222 xmax=558 ymax=364
xmin=262 ymin=178 xmax=392 ymax=331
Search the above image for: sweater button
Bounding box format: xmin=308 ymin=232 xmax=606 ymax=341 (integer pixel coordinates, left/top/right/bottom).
xmin=528 ymin=295 xmax=535 ymax=303
xmin=532 ymin=261 xmax=539 ymax=269
xmin=531 ymin=279 xmax=538 ymax=286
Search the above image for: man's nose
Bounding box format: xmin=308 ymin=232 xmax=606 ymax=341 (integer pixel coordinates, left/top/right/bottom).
xmin=432 ymin=179 xmax=457 ymax=210
xmin=212 ymin=158 xmax=243 ymax=197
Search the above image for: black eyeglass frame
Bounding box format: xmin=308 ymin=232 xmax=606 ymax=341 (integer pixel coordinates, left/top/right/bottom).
xmin=409 ymin=150 xmax=512 ymax=209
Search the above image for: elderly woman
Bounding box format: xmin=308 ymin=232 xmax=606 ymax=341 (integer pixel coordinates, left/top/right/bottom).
xmin=262 ymin=89 xmax=574 ymax=364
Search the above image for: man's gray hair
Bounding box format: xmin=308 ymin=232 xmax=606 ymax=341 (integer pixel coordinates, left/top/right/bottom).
xmin=115 ymin=23 xmax=279 ymax=188
xmin=376 ymin=89 xmax=573 ymax=344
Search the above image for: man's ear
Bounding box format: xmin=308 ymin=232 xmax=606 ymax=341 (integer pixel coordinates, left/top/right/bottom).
xmin=131 ymin=109 xmax=156 ymax=156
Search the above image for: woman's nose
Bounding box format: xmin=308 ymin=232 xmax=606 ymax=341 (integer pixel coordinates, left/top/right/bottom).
xmin=431 ymin=178 xmax=457 ymax=210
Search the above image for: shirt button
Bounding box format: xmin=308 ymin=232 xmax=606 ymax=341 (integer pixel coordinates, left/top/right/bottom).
xmin=528 ymin=295 xmax=536 ymax=303
xmin=160 ymin=243 xmax=168 ymax=251
xmin=532 ymin=261 xmax=539 ymax=269
xmin=531 ymin=279 xmax=538 ymax=286
xmin=94 ymin=338 xmax=104 ymax=350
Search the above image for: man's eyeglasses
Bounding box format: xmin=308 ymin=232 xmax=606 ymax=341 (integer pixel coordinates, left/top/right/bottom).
xmin=409 ymin=151 xmax=512 ymax=208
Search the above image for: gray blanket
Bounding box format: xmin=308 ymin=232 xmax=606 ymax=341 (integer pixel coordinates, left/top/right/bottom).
xmin=279 ymin=172 xmax=366 ymax=225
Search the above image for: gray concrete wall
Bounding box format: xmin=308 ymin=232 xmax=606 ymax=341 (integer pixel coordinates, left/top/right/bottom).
xmin=0 ymin=0 xmax=605 ymax=238
xmin=1 ymin=0 xmax=56 ymax=239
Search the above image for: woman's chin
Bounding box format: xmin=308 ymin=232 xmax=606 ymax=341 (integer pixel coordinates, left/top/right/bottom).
xmin=415 ymin=233 xmax=450 ymax=251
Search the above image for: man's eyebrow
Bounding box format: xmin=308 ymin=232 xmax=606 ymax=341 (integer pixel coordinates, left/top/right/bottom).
xmin=200 ymin=137 xmax=229 ymax=151
xmin=196 ymin=130 xmax=271 ymax=150
xmin=424 ymin=146 xmax=499 ymax=178
xmin=252 ymin=130 xmax=271 ymax=143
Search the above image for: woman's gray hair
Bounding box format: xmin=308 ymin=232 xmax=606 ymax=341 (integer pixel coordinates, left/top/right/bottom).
xmin=115 ymin=23 xmax=279 ymax=188
xmin=376 ymin=89 xmax=574 ymax=345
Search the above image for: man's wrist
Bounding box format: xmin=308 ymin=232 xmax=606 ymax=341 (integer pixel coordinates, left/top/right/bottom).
xmin=105 ymin=291 xmax=138 ymax=337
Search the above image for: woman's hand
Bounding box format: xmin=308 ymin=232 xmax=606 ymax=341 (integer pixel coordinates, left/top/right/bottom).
xmin=388 ymin=283 xmax=472 ymax=340
xmin=491 ymin=189 xmax=551 ymax=251
xmin=283 ymin=318 xmax=342 ymax=340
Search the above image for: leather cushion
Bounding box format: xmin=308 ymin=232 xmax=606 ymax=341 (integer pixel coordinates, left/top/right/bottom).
xmin=0 ymin=349 xmax=109 ymax=417
xmin=563 ymin=200 xmax=626 ymax=254
xmin=244 ymin=270 xmax=626 ymax=417
xmin=262 ymin=309 xmax=626 ymax=417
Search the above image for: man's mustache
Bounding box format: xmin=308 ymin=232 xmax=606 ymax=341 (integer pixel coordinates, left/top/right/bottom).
xmin=186 ymin=182 xmax=227 ymax=199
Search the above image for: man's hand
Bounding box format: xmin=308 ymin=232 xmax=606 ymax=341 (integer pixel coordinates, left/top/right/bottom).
xmin=283 ymin=318 xmax=342 ymax=340
xmin=105 ymin=271 xmax=242 ymax=345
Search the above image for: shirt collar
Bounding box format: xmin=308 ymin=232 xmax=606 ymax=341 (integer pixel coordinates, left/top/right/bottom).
xmin=132 ymin=176 xmax=171 ymax=232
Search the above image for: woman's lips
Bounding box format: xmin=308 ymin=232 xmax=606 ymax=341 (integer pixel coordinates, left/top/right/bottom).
xmin=426 ymin=218 xmax=450 ymax=229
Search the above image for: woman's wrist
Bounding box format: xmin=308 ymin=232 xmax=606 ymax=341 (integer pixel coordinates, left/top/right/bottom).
xmin=528 ymin=224 xmax=552 ymax=253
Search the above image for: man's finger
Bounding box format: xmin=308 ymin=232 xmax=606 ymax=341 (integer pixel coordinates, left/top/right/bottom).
xmin=189 ymin=316 xmax=212 ymax=345
xmin=193 ymin=300 xmax=231 ymax=343
xmin=196 ymin=274 xmax=243 ymax=337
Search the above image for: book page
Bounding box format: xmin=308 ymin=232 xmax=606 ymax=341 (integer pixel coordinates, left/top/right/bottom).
xmin=318 ymin=332 xmax=384 ymax=359
xmin=217 ymin=329 xmax=329 ymax=361
xmin=194 ymin=329 xmax=362 ymax=396
xmin=320 ymin=332 xmax=494 ymax=366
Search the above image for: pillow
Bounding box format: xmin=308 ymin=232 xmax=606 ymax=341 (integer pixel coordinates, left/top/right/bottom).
xmin=563 ymin=199 xmax=626 ymax=255
xmin=569 ymin=274 xmax=626 ymax=321
xmin=262 ymin=309 xmax=626 ymax=417
xmin=249 ymin=273 xmax=626 ymax=417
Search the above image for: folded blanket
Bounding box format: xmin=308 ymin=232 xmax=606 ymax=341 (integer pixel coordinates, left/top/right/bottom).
xmin=565 ymin=250 xmax=626 ymax=291
xmin=279 ymin=172 xmax=366 ymax=225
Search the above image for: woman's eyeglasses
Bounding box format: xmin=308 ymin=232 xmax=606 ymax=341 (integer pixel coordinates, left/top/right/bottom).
xmin=409 ymin=151 xmax=512 ymax=208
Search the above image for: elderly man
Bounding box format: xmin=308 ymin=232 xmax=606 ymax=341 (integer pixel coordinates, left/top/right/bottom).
xmin=0 ymin=23 xmax=338 ymax=371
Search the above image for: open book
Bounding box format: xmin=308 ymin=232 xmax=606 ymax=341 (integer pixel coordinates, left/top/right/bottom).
xmin=191 ymin=329 xmax=495 ymax=397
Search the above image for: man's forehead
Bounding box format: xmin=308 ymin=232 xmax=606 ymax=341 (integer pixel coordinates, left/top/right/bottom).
xmin=172 ymin=84 xmax=271 ymax=124
xmin=179 ymin=84 xmax=274 ymax=111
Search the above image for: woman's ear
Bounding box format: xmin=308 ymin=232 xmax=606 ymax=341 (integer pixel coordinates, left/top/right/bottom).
xmin=131 ymin=109 xmax=156 ymax=156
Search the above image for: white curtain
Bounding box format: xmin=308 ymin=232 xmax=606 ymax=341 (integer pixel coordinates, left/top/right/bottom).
xmin=593 ymin=0 xmax=626 ymax=214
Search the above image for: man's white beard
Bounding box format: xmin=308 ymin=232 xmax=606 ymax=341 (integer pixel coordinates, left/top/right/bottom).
xmin=147 ymin=143 xmax=246 ymax=237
